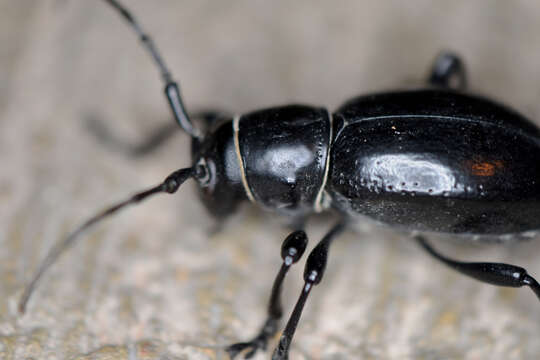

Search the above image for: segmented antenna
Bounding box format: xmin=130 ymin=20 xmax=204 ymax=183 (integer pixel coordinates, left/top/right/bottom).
xmin=19 ymin=167 xmax=195 ymax=314
xmin=103 ymin=0 xmax=200 ymax=138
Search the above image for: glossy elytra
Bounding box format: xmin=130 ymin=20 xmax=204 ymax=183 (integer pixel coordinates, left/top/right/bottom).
xmin=19 ymin=1 xmax=540 ymax=359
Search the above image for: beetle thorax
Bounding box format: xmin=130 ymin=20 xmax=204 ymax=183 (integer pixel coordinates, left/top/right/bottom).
xmin=233 ymin=105 xmax=332 ymax=217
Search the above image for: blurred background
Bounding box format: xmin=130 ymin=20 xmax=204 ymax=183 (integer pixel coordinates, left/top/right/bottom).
xmin=1 ymin=1 xmax=540 ymax=359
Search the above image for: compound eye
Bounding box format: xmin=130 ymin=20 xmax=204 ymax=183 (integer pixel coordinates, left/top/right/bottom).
xmin=195 ymin=158 xmax=213 ymax=187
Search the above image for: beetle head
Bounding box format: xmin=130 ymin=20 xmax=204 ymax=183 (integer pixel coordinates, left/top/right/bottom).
xmin=192 ymin=119 xmax=246 ymax=218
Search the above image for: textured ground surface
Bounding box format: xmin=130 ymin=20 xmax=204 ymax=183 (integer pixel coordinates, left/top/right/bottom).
xmin=2 ymin=1 xmax=540 ymax=359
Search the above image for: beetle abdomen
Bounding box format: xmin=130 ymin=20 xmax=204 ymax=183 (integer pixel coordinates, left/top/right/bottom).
xmin=329 ymin=90 xmax=540 ymax=234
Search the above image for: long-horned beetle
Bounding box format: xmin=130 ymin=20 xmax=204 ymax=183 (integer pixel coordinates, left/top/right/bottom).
xmin=18 ymin=1 xmax=540 ymax=359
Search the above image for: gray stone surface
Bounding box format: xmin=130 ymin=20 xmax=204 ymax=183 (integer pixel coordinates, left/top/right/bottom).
xmin=2 ymin=1 xmax=540 ymax=359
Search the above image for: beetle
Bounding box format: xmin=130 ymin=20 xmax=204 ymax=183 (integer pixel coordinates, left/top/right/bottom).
xmin=17 ymin=1 xmax=540 ymax=359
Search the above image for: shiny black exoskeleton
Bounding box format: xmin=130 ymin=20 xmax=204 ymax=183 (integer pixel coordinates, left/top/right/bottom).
xmin=192 ymin=105 xmax=331 ymax=218
xmin=195 ymin=89 xmax=540 ymax=236
xmin=331 ymin=90 xmax=540 ymax=234
xmin=19 ymin=2 xmax=540 ymax=360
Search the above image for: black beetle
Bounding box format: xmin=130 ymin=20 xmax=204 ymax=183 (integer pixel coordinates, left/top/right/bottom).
xmin=18 ymin=1 xmax=540 ymax=359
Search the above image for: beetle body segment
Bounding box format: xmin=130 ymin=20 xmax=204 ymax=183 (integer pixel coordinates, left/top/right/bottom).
xmin=237 ymin=105 xmax=331 ymax=216
xmin=329 ymin=90 xmax=540 ymax=234
xmin=193 ymin=105 xmax=332 ymax=218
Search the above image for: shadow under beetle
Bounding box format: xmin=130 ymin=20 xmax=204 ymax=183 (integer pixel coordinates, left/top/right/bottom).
xmin=19 ymin=1 xmax=540 ymax=359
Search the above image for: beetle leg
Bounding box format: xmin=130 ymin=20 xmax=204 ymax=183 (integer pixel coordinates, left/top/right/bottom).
xmin=428 ymin=52 xmax=467 ymax=91
xmin=272 ymin=222 xmax=346 ymax=360
xmin=85 ymin=110 xmax=227 ymax=157
xmin=416 ymin=235 xmax=540 ymax=301
xmin=226 ymin=230 xmax=308 ymax=359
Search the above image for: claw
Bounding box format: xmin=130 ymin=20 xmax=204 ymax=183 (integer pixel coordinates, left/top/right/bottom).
xmin=226 ymin=336 xmax=268 ymax=359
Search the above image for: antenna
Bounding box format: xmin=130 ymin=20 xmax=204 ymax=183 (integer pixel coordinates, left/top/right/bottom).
xmin=103 ymin=0 xmax=200 ymax=138
xmin=19 ymin=167 xmax=195 ymax=313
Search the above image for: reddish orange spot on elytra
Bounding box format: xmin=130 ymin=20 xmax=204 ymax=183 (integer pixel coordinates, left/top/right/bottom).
xmin=469 ymin=160 xmax=504 ymax=176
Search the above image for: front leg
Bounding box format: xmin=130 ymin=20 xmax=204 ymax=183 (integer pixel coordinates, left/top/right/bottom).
xmin=226 ymin=230 xmax=308 ymax=359
xmin=272 ymin=222 xmax=346 ymax=360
